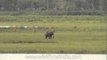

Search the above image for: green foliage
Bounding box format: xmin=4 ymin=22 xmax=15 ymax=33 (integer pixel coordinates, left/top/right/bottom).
xmin=0 ymin=0 xmax=106 ymax=15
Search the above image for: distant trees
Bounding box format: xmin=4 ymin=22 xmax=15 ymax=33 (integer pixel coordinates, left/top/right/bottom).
xmin=103 ymin=0 xmax=107 ymax=11
xmin=0 ymin=0 xmax=106 ymax=15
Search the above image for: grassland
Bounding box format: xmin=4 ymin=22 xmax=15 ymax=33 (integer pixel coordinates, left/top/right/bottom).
xmin=0 ymin=15 xmax=106 ymax=53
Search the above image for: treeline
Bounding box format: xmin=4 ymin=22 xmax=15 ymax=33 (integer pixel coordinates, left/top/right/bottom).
xmin=0 ymin=0 xmax=107 ymax=15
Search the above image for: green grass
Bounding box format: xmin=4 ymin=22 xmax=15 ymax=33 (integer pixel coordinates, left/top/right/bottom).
xmin=0 ymin=15 xmax=106 ymax=22
xmin=0 ymin=15 xmax=106 ymax=53
xmin=0 ymin=32 xmax=106 ymax=53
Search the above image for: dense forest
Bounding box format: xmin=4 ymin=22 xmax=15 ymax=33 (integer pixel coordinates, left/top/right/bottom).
xmin=0 ymin=0 xmax=107 ymax=15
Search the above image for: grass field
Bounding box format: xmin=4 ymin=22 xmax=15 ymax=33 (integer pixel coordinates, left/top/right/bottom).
xmin=0 ymin=15 xmax=106 ymax=53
